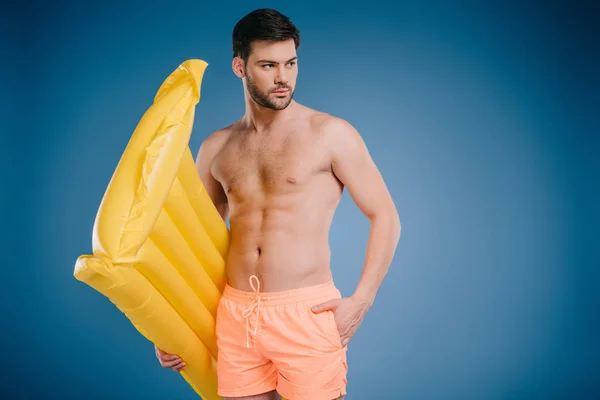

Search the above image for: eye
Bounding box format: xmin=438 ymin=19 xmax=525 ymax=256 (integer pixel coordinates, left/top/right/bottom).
xmin=262 ymin=64 xmax=274 ymax=69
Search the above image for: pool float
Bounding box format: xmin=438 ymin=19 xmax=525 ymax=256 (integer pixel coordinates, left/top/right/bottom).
xmin=74 ymin=59 xmax=229 ymax=400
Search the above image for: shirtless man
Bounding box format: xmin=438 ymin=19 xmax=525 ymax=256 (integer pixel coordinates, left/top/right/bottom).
xmin=155 ymin=8 xmax=401 ymax=400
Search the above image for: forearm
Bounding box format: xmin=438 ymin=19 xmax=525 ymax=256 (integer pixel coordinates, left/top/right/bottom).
xmin=351 ymin=212 xmax=401 ymax=307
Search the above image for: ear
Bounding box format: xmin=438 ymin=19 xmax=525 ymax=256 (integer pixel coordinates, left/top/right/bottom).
xmin=232 ymin=57 xmax=245 ymax=78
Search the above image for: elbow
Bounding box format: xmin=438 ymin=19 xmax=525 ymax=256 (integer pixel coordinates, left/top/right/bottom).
xmin=386 ymin=206 xmax=401 ymax=243
xmin=392 ymin=213 xmax=401 ymax=243
xmin=370 ymin=208 xmax=401 ymax=241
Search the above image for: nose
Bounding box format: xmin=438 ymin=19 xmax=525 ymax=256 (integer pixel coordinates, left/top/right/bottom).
xmin=275 ymin=65 xmax=288 ymax=84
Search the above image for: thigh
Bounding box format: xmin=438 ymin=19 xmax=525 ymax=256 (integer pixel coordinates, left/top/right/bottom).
xmin=223 ymin=389 xmax=282 ymax=400
xmin=261 ymin=303 xmax=348 ymax=400
xmin=217 ymin=298 xmax=278 ymax=397
xmin=276 ymin=345 xmax=347 ymax=400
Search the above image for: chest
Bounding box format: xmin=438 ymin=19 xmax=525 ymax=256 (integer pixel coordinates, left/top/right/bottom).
xmin=212 ymin=131 xmax=328 ymax=197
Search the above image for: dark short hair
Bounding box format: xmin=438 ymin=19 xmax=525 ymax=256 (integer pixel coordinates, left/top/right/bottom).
xmin=232 ymin=8 xmax=300 ymax=62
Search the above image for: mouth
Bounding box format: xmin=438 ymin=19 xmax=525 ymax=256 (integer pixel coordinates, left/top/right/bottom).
xmin=271 ymin=89 xmax=289 ymax=95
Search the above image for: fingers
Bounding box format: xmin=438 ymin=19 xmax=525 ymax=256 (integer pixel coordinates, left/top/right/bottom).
xmin=161 ymin=357 xmax=184 ymax=368
xmin=155 ymin=344 xmax=178 ymax=361
xmin=172 ymin=360 xmax=186 ymax=372
xmin=161 ymin=356 xmax=186 ymax=371
xmin=311 ymin=299 xmax=339 ymax=313
xmin=337 ymin=325 xmax=354 ymax=347
xmin=164 ymin=358 xmax=187 ymax=371
xmin=155 ymin=344 xmax=186 ymax=371
xmin=159 ymin=352 xmax=180 ymax=362
xmin=340 ymin=324 xmax=359 ymax=347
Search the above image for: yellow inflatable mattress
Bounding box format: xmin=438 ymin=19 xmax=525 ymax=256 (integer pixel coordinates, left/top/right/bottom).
xmin=74 ymin=59 xmax=229 ymax=400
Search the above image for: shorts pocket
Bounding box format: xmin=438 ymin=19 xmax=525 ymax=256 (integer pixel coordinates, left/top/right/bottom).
xmin=306 ymin=303 xmax=343 ymax=350
xmin=326 ymin=310 xmax=343 ymax=348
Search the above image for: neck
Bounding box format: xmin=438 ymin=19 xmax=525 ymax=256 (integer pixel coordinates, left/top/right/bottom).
xmin=242 ymin=93 xmax=296 ymax=132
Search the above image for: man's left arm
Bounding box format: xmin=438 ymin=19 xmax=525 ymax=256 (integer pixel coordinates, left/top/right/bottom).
xmin=311 ymin=118 xmax=401 ymax=345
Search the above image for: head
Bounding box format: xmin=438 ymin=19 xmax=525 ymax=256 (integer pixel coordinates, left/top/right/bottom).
xmin=232 ymin=9 xmax=300 ymax=111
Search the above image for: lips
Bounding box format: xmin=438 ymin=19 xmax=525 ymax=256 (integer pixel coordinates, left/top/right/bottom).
xmin=272 ymin=88 xmax=289 ymax=94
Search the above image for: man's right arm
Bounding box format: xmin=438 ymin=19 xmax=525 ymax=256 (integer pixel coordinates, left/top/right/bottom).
xmin=195 ymin=132 xmax=229 ymax=222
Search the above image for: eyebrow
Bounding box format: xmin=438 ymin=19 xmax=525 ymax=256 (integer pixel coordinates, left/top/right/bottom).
xmin=256 ymin=56 xmax=298 ymax=64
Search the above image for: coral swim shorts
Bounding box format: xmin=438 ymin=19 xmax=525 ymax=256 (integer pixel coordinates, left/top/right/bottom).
xmin=216 ymin=275 xmax=348 ymax=399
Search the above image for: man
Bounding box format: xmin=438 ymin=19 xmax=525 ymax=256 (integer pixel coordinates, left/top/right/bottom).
xmin=155 ymin=8 xmax=401 ymax=400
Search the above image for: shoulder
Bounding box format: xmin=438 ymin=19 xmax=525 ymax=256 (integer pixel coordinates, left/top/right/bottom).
xmin=308 ymin=109 xmax=358 ymax=135
xmin=293 ymin=102 xmax=356 ymax=136
xmin=197 ymin=124 xmax=235 ymax=158
xmin=309 ymin=111 xmax=364 ymax=153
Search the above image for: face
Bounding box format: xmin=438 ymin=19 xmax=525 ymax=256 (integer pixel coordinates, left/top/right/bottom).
xmin=235 ymin=39 xmax=298 ymax=111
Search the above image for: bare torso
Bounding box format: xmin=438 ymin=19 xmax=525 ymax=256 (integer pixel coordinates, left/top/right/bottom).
xmin=208 ymin=106 xmax=343 ymax=292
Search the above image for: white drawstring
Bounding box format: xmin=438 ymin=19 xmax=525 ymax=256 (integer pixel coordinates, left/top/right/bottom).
xmin=241 ymin=275 xmax=261 ymax=348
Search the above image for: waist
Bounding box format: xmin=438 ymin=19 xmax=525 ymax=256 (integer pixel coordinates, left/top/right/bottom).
xmin=225 ymin=243 xmax=332 ymax=289
xmin=223 ymin=278 xmax=341 ymax=306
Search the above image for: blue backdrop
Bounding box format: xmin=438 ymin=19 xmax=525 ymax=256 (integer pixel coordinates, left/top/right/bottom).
xmin=5 ymin=1 xmax=599 ymax=399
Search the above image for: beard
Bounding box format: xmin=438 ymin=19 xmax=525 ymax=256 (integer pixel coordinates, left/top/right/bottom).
xmin=246 ymin=71 xmax=294 ymax=111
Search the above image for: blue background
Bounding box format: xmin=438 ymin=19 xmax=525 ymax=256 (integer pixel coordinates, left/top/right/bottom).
xmin=4 ymin=0 xmax=599 ymax=399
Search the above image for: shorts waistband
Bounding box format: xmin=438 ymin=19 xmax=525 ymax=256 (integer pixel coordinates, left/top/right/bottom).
xmin=223 ymin=275 xmax=340 ymax=306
